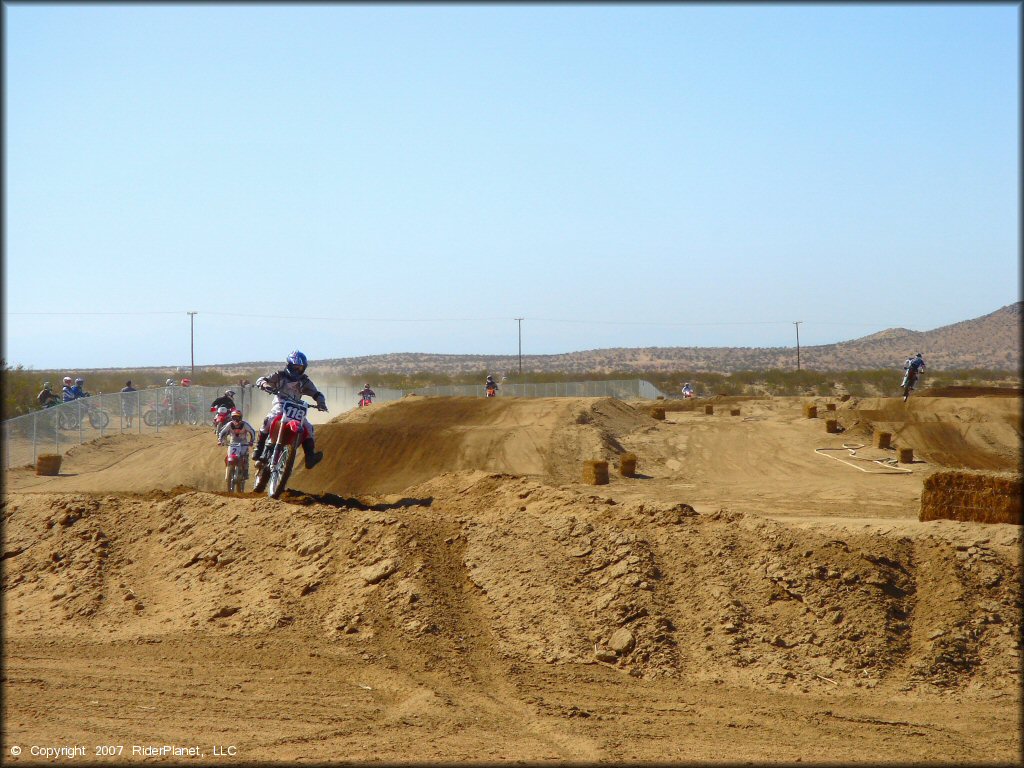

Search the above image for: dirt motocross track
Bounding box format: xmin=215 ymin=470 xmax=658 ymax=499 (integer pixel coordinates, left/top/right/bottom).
xmin=3 ymin=392 xmax=1021 ymax=764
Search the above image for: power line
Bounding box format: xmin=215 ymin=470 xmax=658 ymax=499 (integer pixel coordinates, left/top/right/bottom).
xmin=7 ymin=310 xmax=899 ymax=327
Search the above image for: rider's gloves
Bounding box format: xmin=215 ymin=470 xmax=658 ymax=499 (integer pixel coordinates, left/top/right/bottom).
xmin=255 ymin=376 xmax=268 ymax=392
xmin=315 ymin=393 xmax=328 ymax=411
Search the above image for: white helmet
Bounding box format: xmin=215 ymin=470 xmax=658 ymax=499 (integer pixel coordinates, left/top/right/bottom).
xmin=63 ymin=376 xmax=73 ymax=386
xmin=166 ymin=379 xmax=174 ymax=386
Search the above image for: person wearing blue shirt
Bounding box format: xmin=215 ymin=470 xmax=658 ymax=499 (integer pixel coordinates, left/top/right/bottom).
xmin=70 ymin=378 xmax=88 ymax=399
xmin=61 ymin=376 xmax=76 ymax=402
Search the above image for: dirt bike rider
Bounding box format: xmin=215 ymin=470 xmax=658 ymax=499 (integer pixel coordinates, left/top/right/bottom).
xmin=902 ymin=353 xmax=926 ymax=388
xmin=681 ymin=382 xmax=694 ymax=398
xmin=37 ymin=382 xmax=60 ymax=408
xmin=210 ymin=389 xmax=237 ymax=411
xmin=218 ymin=409 xmax=257 ymax=448
xmin=69 ymin=377 xmax=88 ymax=400
xmin=252 ymin=350 xmax=328 ymax=470
xmin=358 ymin=384 xmax=375 ymax=404
xmin=61 ymin=376 xmax=76 ymax=402
xmin=485 ymin=375 xmax=498 ymax=396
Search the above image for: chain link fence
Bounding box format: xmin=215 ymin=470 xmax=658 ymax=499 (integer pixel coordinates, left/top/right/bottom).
xmin=3 ymin=379 xmax=662 ymax=470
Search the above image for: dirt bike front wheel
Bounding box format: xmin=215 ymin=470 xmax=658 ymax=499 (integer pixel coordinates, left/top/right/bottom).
xmin=58 ymin=411 xmax=77 ymax=430
xmin=268 ymin=445 xmax=297 ymax=499
xmin=88 ymin=410 xmax=110 ymax=429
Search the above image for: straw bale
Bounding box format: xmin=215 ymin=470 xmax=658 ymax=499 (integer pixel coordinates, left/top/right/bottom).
xmin=825 ymin=419 xmax=839 ymax=434
xmin=583 ymin=460 xmax=609 ymax=486
xmin=618 ymin=453 xmax=637 ymax=477
xmin=650 ymin=407 xmax=666 ymax=420
xmin=920 ymin=470 xmax=1022 ymax=525
xmin=704 ymin=405 xmax=714 ymax=415
xmin=803 ymin=404 xmax=817 ymax=418
xmin=898 ymin=447 xmax=914 ymax=464
xmin=36 ymin=453 xmax=62 ymax=476
xmin=874 ymin=431 xmax=892 ymax=449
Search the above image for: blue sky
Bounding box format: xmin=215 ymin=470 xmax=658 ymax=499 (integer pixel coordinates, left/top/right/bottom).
xmin=4 ymin=3 xmax=1019 ymax=370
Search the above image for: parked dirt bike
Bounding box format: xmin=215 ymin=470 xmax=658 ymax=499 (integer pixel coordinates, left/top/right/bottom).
xmin=212 ymin=405 xmax=231 ymax=434
xmin=143 ymin=399 xmax=200 ymax=427
xmin=223 ymin=441 xmax=251 ymax=494
xmin=901 ymin=368 xmax=920 ymax=402
xmin=57 ymin=397 xmax=110 ymax=430
xmin=252 ymin=389 xmax=325 ymax=499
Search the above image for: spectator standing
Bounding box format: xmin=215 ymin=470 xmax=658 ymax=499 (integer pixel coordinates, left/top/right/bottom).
xmin=120 ymin=380 xmax=138 ymax=427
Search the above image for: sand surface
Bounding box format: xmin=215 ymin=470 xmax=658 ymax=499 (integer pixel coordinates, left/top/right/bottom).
xmin=3 ymin=393 xmax=1021 ymax=763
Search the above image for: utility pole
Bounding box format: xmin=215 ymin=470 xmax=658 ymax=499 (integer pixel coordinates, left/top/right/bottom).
xmin=187 ymin=311 xmax=198 ymax=377
xmin=793 ymin=321 xmax=802 ymax=371
xmin=515 ymin=318 xmax=523 ymax=375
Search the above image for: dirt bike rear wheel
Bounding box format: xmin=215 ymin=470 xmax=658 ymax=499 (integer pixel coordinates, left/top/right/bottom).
xmin=58 ymin=411 xmax=77 ymax=430
xmin=88 ymin=410 xmax=110 ymax=429
xmin=252 ymin=459 xmax=270 ymax=493
xmin=184 ymin=409 xmax=199 ymax=426
xmin=268 ymin=444 xmax=297 ymax=499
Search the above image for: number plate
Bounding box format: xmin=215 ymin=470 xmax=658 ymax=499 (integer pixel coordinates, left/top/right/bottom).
xmin=282 ymin=400 xmax=308 ymax=421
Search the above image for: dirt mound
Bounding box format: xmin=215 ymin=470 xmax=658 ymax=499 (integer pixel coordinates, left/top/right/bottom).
xmin=836 ymin=395 xmax=1021 ymax=471
xmin=3 ymin=476 xmax=1019 ymax=694
xmin=300 ymin=395 xmax=654 ymax=495
xmin=918 ymin=386 xmax=1023 ymax=398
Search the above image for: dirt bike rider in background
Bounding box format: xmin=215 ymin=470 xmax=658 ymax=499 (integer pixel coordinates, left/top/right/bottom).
xmin=211 ymin=389 xmax=237 ymax=412
xmin=901 ymin=352 xmax=926 ymax=392
xmin=61 ymin=377 xmax=76 ymax=402
xmin=358 ymin=384 xmax=376 ymax=406
xmin=252 ymin=350 xmax=328 ymax=470
xmin=485 ymin=375 xmax=499 ymax=397
xmin=69 ymin=378 xmax=88 ymax=400
xmin=681 ymin=382 xmax=694 ymax=398
xmin=37 ymin=382 xmax=60 ymax=408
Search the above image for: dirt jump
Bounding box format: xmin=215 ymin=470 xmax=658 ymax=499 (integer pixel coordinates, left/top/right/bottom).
xmin=3 ymin=391 xmax=1020 ymax=763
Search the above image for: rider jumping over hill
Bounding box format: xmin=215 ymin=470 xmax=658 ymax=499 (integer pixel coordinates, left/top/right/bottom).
xmin=252 ymin=350 xmax=328 ymax=470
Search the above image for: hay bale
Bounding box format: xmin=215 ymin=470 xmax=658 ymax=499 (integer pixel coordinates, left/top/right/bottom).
xmin=730 ymin=408 xmax=741 ymax=416
xmin=825 ymin=403 xmax=837 ymax=411
xmin=898 ymin=447 xmax=914 ymax=464
xmin=583 ymin=460 xmax=609 ymax=485
xmin=874 ymin=431 xmax=892 ymax=449
xmin=840 ymin=394 xmax=851 ymax=402
xmin=920 ymin=470 xmax=1022 ymax=524
xmin=803 ymin=404 xmax=818 ymax=419
xmin=35 ymin=453 xmax=62 ymax=476
xmin=825 ymin=419 xmax=839 ymax=434
xmin=704 ymin=404 xmax=714 ymax=415
xmin=650 ymin=407 xmax=666 ymax=420
xmin=619 ymin=453 xmax=637 ymax=477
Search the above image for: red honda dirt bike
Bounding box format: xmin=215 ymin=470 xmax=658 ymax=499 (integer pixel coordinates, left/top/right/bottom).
xmin=211 ymin=405 xmax=231 ymax=434
xmin=358 ymin=395 xmax=374 ymax=408
xmin=901 ymin=367 xmax=921 ymax=402
xmin=222 ymin=441 xmax=251 ymax=494
xmin=251 ymin=390 xmax=325 ymax=499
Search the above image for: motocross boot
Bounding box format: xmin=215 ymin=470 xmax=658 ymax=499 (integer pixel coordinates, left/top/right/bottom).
xmin=302 ymin=437 xmax=323 ymax=470
xmin=253 ymin=431 xmax=268 ymax=467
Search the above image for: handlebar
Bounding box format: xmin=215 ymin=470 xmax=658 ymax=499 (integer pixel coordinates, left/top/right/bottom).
xmin=259 ymin=386 xmax=328 ymax=411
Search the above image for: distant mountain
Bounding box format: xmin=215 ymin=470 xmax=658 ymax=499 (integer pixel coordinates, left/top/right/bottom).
xmin=280 ymin=302 xmax=1019 ymax=376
